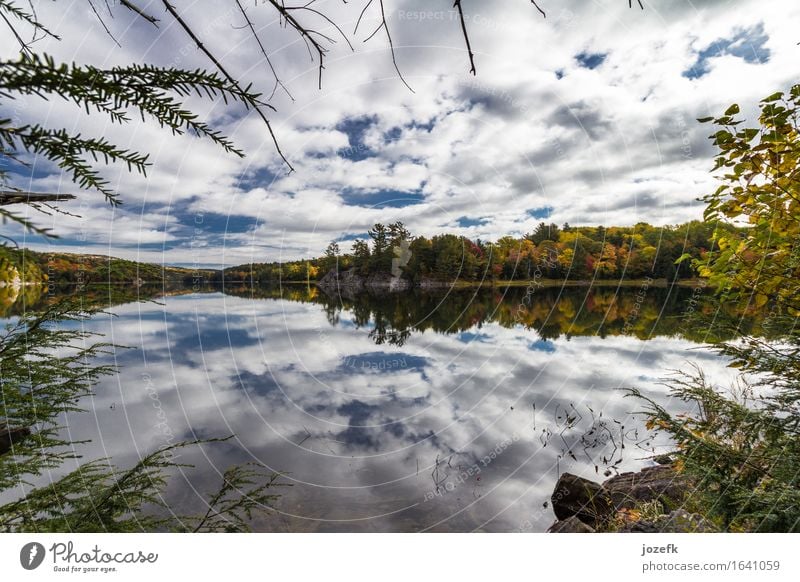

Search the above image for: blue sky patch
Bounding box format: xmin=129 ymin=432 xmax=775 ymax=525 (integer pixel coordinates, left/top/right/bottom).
xmin=339 ymin=188 xmax=425 ymax=209
xmin=529 ymin=339 xmax=556 ymax=353
xmin=335 ymin=399 xmax=379 ymax=448
xmin=172 ymin=324 xmax=253 ymax=352
xmin=408 ymin=118 xmax=436 ymax=132
xmin=336 ymin=232 xmax=368 ymax=242
xmin=384 ymin=126 xmax=402 ymax=141
xmin=684 ymin=23 xmax=770 ymax=79
xmin=457 ymin=331 xmax=493 ymax=344
xmin=575 ymin=52 xmax=607 ymax=70
xmin=527 ymin=206 xmax=554 ymax=219
xmin=179 ymin=205 xmax=259 ymax=234
xmin=455 ymin=216 xmax=489 ymax=228
xmin=236 ymin=370 xmax=282 ymax=395
xmin=336 ymin=115 xmax=378 ymax=161
xmin=236 ymin=166 xmax=278 ymax=190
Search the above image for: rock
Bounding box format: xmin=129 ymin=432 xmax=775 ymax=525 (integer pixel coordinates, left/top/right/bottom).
xmin=551 ymin=472 xmax=614 ymax=527
xmin=419 ymin=277 xmax=455 ymax=290
xmin=317 ymin=268 xmax=365 ymax=294
xmin=547 ymin=516 xmax=596 ymax=533
xmin=0 ymin=426 xmax=30 ymax=455
xmin=617 ymin=509 xmax=716 ymax=533
xmin=603 ymin=464 xmax=688 ymax=510
xmin=547 ymin=463 xmax=701 ymax=533
xmin=365 ymin=272 xmax=411 ymax=292
xmin=318 ymin=269 xmax=411 ymax=295
xmin=653 ymin=454 xmax=674 ymax=465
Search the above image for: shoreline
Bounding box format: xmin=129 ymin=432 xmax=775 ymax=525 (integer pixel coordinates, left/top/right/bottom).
xmin=34 ymin=277 xmax=709 ymax=290
xmin=295 ymin=277 xmax=707 ymax=290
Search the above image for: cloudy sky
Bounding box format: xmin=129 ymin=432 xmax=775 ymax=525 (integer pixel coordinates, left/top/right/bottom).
xmin=3 ymin=0 xmax=798 ymax=267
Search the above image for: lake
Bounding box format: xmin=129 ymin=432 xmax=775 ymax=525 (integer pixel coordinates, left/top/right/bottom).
xmin=1 ymin=283 xmax=764 ymax=531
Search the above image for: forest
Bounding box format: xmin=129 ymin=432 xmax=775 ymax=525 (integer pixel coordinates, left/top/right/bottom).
xmin=1 ymin=221 xmax=740 ymax=289
xmin=219 ymin=220 xmax=741 ymax=284
xmin=0 ymin=247 xmax=212 ymax=286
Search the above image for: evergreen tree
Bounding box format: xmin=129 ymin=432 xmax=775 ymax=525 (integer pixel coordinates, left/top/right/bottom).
xmin=352 ymin=239 xmax=371 ymax=275
xmin=323 ymin=241 xmax=341 ymax=273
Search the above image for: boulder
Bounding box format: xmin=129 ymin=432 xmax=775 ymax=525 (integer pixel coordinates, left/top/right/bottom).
xmin=551 ymin=472 xmax=614 ymax=527
xmin=603 ymin=464 xmax=688 ymax=510
xmin=546 ymin=463 xmax=699 ymax=533
xmin=547 ymin=516 xmax=596 ymax=533
xmin=365 ymin=272 xmax=411 ymax=292
xmin=318 ymin=269 xmax=412 ymax=295
xmin=317 ymin=268 xmax=365 ymax=296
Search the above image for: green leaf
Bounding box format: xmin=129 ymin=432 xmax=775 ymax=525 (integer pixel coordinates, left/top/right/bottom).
xmin=714 ymin=130 xmax=733 ymax=145
xmin=725 ymin=104 xmax=740 ymax=116
xmin=697 ymin=117 xmax=714 ymax=123
xmin=762 ymin=92 xmax=784 ymax=103
xmin=740 ymin=128 xmax=759 ymax=142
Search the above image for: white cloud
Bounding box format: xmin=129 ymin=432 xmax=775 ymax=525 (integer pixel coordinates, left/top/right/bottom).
xmin=3 ymin=0 xmax=798 ymax=264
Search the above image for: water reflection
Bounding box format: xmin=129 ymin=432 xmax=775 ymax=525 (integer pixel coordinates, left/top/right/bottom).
xmin=227 ymin=283 xmax=779 ymax=343
xmin=1 ymin=284 xmax=754 ymax=531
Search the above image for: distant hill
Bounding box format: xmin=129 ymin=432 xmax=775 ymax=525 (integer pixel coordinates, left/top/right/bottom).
xmin=0 ymin=247 xmax=218 ymax=286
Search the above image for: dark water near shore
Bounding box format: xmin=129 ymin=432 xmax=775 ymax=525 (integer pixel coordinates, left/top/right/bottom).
xmin=2 ymin=283 xmax=764 ymax=531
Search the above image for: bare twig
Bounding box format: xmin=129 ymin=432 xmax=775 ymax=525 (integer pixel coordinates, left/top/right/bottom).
xmin=376 ymin=0 xmax=414 ymax=92
xmin=266 ymin=1 xmax=326 ymax=88
xmin=25 ymin=0 xmax=44 ymax=44
xmin=159 ymin=0 xmax=294 ymax=171
xmin=234 ymin=0 xmax=294 ymax=102
xmin=453 ymin=0 xmax=475 ymax=75
xmin=119 ymin=0 xmax=159 ymax=26
xmin=0 ymin=10 xmax=33 ymax=56
xmin=29 ymin=200 xmax=82 ymax=219
xmin=87 ymin=0 xmax=122 ymax=47
xmin=353 ymin=0 xmax=374 ymax=35
xmin=286 ymin=5 xmax=354 ymax=52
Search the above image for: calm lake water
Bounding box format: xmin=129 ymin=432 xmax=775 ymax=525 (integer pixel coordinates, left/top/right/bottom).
xmin=2 ymin=283 xmax=760 ymax=531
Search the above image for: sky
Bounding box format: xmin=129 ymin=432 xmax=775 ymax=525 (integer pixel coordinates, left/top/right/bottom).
xmin=2 ymin=0 xmax=798 ymax=267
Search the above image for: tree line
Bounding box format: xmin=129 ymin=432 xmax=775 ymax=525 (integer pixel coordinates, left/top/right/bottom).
xmin=220 ymin=219 xmax=741 ymax=284
xmin=0 ymin=247 xmax=210 ymax=286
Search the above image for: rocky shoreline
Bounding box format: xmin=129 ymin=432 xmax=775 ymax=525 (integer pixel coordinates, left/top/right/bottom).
xmin=317 ymin=268 xmax=445 ymax=296
xmin=548 ymin=462 xmax=715 ymax=533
